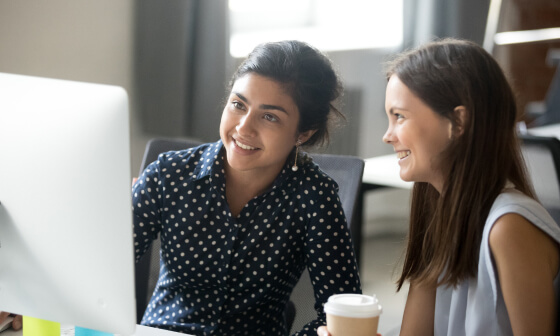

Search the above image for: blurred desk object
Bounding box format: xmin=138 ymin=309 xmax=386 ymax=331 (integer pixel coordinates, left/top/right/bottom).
xmin=2 ymin=325 xmax=189 ymax=336
xmin=484 ymin=0 xmax=560 ymax=128
xmin=362 ymin=154 xmax=413 ymax=190
xmin=528 ymin=122 xmax=560 ymax=138
xmin=526 ymin=49 xmax=560 ymax=127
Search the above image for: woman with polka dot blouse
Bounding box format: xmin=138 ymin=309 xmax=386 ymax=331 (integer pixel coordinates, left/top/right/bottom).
xmin=132 ymin=40 xmax=361 ymax=335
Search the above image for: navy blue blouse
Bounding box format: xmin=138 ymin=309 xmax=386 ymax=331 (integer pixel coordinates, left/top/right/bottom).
xmin=132 ymin=141 xmax=361 ymax=335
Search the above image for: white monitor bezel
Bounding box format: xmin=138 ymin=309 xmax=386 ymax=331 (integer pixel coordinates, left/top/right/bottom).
xmin=0 ymin=72 xmax=136 ymax=335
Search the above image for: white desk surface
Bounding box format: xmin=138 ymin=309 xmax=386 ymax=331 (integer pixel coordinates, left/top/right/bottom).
xmin=2 ymin=325 xmax=188 ymax=336
xmin=528 ymin=123 xmax=560 ymax=138
xmin=362 ymin=153 xmax=413 ymax=189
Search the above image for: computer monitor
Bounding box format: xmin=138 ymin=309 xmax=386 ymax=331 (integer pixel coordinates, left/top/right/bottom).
xmin=0 ymin=72 xmax=136 ymax=335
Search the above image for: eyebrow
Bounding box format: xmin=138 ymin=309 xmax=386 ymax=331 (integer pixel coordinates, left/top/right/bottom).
xmin=388 ymin=107 xmax=407 ymax=115
xmin=233 ymin=92 xmax=289 ymax=114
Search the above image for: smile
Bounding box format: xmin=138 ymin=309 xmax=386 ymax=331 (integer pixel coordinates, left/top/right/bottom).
xmin=397 ymin=150 xmax=411 ymax=160
xmin=234 ymin=138 xmax=258 ymax=150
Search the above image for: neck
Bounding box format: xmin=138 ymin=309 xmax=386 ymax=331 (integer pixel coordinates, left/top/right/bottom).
xmin=223 ymin=161 xmax=282 ymax=217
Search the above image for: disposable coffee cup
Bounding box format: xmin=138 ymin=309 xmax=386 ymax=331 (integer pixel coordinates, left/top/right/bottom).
xmin=324 ymin=294 xmax=382 ymax=336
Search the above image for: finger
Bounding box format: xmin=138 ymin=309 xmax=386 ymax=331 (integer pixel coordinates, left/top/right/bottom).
xmin=0 ymin=311 xmax=9 ymax=322
xmin=317 ymin=326 xmax=330 ymax=336
xmin=11 ymin=315 xmax=22 ymax=330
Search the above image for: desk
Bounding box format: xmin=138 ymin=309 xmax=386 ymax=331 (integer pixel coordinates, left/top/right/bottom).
xmin=362 ymin=154 xmax=413 ymax=190
xmin=2 ymin=325 xmax=189 ymax=336
xmin=528 ymin=123 xmax=560 ymax=138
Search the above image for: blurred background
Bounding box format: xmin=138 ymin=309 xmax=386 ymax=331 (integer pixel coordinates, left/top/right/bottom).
xmin=1 ymin=0 xmax=559 ymax=334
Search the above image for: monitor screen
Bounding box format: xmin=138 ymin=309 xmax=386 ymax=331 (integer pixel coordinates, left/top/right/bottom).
xmin=0 ymin=72 xmax=136 ymax=335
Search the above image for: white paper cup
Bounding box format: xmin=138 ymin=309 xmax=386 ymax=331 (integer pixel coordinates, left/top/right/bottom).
xmin=324 ymin=294 xmax=382 ymax=336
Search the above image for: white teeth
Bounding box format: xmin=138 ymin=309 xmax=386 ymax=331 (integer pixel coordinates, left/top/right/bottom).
xmin=235 ymin=139 xmax=257 ymax=150
xmin=397 ymin=151 xmax=411 ymax=159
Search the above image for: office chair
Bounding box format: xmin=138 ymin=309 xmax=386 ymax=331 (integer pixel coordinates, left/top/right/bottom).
xmin=134 ymin=138 xmax=365 ymax=333
xmin=286 ymin=153 xmax=365 ymax=333
xmin=135 ymin=137 xmax=203 ymax=323
xmin=520 ymin=133 xmax=560 ymax=336
xmin=520 ymin=134 xmax=560 ymax=223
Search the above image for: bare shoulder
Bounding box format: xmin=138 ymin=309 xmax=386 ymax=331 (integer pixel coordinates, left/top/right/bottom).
xmin=489 ymin=213 xmax=560 ymax=334
xmin=490 ymin=213 xmax=559 ymax=276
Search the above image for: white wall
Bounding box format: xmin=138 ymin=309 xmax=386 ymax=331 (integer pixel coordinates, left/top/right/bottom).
xmin=0 ymin=1 xmax=132 ymax=85
xmin=328 ymin=48 xmax=410 ymax=236
xmin=0 ymin=0 xmax=148 ymax=173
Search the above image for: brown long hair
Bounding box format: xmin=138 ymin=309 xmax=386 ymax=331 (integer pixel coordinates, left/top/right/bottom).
xmin=386 ymin=38 xmax=535 ymax=290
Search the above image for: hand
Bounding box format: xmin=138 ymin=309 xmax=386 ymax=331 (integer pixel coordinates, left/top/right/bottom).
xmin=0 ymin=312 xmax=22 ymax=331
xmin=317 ymin=326 xmax=330 ymax=336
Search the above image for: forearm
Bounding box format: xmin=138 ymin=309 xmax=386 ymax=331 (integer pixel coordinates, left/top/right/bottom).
xmin=400 ymin=281 xmax=436 ymax=336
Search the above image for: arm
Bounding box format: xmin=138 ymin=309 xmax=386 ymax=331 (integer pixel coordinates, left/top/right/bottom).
xmin=399 ymin=280 xmax=436 ymax=336
xmin=132 ymin=160 xmax=164 ymax=262
xmin=294 ymin=189 xmax=362 ymax=335
xmin=490 ymin=213 xmax=559 ymax=335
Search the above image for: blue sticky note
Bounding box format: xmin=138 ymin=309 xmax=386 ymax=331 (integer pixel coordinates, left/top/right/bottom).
xmin=75 ymin=326 xmax=113 ymax=336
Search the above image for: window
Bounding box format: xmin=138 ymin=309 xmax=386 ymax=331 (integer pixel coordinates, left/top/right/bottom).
xmin=229 ymin=0 xmax=403 ymax=57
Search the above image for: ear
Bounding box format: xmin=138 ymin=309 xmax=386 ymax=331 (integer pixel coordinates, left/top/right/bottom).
xmin=297 ymin=129 xmax=317 ymax=145
xmin=452 ymin=106 xmax=467 ymax=138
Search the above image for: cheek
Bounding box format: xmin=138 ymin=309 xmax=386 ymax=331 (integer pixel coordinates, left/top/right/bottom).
xmin=266 ymin=131 xmax=297 ymax=155
xmin=219 ymin=111 xmax=232 ymax=141
xmin=395 ymin=124 xmax=415 ymax=147
xmin=219 ymin=109 xmax=233 ymax=130
xmin=423 ymin=133 xmax=451 ymax=164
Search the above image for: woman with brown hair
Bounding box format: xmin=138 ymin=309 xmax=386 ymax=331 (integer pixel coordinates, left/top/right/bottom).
xmin=383 ymin=38 xmax=560 ymax=335
xmin=318 ymin=37 xmax=560 ymax=336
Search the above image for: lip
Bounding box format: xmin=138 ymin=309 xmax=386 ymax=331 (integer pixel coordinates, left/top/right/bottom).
xmin=232 ymin=137 xmax=260 ymax=153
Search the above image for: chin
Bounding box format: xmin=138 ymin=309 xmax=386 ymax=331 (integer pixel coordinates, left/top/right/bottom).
xmin=399 ymin=171 xmax=411 ymax=182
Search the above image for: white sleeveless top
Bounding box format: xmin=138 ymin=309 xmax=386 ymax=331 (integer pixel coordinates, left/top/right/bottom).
xmin=434 ymin=189 xmax=560 ymax=336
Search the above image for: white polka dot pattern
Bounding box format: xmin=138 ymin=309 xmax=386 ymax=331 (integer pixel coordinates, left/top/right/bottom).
xmin=132 ymin=141 xmax=361 ymax=335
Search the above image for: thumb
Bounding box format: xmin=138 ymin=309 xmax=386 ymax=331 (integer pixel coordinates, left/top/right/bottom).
xmin=11 ymin=315 xmax=22 ymax=330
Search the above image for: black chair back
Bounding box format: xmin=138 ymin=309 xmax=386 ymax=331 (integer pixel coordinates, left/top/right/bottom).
xmin=520 ymin=134 xmax=560 ymax=222
xmin=287 ymin=153 xmax=364 ymax=333
xmin=135 ymin=137 xmax=203 ymax=323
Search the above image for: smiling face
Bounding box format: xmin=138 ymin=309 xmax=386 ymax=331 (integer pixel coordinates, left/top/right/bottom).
xmin=220 ymin=73 xmax=313 ymax=181
xmin=383 ymin=75 xmax=453 ymax=192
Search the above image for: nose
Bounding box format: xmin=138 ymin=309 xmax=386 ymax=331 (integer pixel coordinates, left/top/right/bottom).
xmin=236 ymin=112 xmax=257 ymax=137
xmin=382 ymin=126 xmax=394 ymax=144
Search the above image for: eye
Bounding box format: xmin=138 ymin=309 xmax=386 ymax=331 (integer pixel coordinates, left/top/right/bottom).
xmin=264 ymin=113 xmax=279 ymax=122
xmin=231 ymin=101 xmax=245 ymax=110
xmin=394 ymin=113 xmax=404 ymax=120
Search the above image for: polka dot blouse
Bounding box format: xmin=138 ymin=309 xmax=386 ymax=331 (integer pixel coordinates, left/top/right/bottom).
xmin=132 ymin=141 xmax=361 ymax=335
